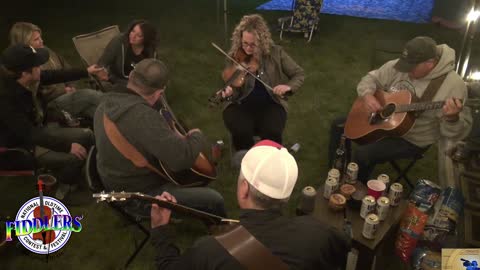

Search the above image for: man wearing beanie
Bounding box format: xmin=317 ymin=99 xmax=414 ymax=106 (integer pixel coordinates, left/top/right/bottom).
xmin=0 ymin=44 xmax=104 ymax=196
xmin=150 ymin=140 xmax=350 ymax=269
xmin=329 ymin=36 xmax=472 ymax=182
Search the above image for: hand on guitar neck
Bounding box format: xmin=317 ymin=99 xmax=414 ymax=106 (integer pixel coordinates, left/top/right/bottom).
xmin=151 ymin=192 xmax=177 ymax=228
xmin=442 ymin=97 xmax=463 ymax=122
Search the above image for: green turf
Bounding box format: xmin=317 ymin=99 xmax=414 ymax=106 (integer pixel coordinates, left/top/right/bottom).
xmin=0 ymin=0 xmax=477 ymax=269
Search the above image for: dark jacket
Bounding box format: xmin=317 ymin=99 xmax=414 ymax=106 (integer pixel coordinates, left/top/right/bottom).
xmin=38 ymin=47 xmax=74 ymax=102
xmin=97 ymin=34 xmax=158 ymax=84
xmin=151 ymin=209 xmax=351 ymax=270
xmin=0 ymin=69 xmax=88 ymax=150
xmin=93 ymin=86 xmax=204 ymax=192
xmin=227 ymin=45 xmax=304 ymax=112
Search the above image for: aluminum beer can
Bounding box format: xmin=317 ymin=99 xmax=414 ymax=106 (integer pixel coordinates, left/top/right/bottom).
xmin=376 ymin=196 xmax=390 ymax=221
xmin=328 ymin=168 xmax=340 ymax=182
xmin=345 ymin=162 xmax=359 ymax=184
xmin=362 ymin=213 xmax=379 ymax=239
xmin=323 ymin=177 xmax=339 ymax=199
xmin=290 ymin=143 xmax=301 ymax=153
xmin=377 ymin=174 xmax=390 ymax=194
xmin=388 ymin=183 xmax=403 ymax=206
xmin=360 ymin=195 xmax=376 ymax=219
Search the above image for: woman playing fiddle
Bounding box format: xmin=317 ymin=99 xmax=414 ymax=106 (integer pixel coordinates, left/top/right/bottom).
xmin=218 ymin=14 xmax=304 ymax=156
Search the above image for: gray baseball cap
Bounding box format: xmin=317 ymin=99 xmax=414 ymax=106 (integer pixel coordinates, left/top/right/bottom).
xmin=394 ymin=36 xmax=438 ymax=72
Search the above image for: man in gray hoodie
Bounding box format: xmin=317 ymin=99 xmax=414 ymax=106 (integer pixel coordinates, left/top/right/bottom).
xmin=94 ymin=59 xmax=225 ymax=217
xmin=329 ymin=36 xmax=472 ymax=182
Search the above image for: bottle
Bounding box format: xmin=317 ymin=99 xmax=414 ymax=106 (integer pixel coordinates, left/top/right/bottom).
xmin=333 ymin=134 xmax=347 ymax=182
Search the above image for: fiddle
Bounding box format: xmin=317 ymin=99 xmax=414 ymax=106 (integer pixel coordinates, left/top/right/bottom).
xmin=33 ymin=179 xmax=56 ymax=245
xmin=209 ymin=48 xmax=260 ymax=106
xmin=209 ymin=42 xmax=289 ymax=106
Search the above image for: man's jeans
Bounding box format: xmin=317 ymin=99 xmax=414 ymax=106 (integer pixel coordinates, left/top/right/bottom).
xmin=48 ymin=89 xmax=102 ymax=119
xmin=329 ymin=116 xmax=428 ymax=182
xmin=36 ymin=127 xmax=94 ymax=184
xmin=123 ymin=183 xmax=227 ymax=221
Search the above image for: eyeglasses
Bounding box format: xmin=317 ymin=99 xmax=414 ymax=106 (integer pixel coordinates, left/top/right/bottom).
xmin=242 ymin=41 xmax=257 ymax=49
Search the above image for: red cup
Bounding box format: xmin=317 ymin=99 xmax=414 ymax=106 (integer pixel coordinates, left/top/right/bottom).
xmin=38 ymin=174 xmax=58 ymax=197
xmin=367 ymin=180 xmax=386 ymax=200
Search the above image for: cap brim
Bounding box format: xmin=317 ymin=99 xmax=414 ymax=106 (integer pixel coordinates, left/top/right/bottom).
xmin=394 ymin=58 xmax=415 ymax=73
xmin=32 ymin=48 xmax=49 ymax=67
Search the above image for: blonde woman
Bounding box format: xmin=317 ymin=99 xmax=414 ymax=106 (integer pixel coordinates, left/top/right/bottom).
xmin=9 ymin=22 xmax=103 ymax=120
xmin=218 ymin=14 xmax=304 ymax=157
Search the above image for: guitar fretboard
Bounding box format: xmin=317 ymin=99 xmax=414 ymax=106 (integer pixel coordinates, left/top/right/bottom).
xmin=396 ymin=101 xmax=445 ymax=113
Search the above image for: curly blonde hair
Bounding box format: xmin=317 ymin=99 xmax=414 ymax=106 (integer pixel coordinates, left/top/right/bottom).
xmin=229 ymin=14 xmax=274 ymax=58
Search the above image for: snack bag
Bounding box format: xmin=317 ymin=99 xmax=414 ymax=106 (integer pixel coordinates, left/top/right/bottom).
xmin=395 ymin=203 xmax=429 ymax=262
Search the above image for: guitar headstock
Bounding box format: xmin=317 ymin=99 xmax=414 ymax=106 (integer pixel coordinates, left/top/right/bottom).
xmin=92 ymin=191 xmax=145 ymax=203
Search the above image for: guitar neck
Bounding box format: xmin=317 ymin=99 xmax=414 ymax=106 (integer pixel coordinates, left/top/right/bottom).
xmin=396 ymin=101 xmax=445 ymax=113
xmin=130 ymin=193 xmax=237 ymax=225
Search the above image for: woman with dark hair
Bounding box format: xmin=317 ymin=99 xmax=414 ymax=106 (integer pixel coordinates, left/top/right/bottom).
xmin=98 ymin=19 xmax=158 ymax=86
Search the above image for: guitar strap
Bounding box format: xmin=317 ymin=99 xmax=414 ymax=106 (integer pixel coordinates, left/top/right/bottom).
xmin=414 ymin=73 xmax=447 ymax=117
xmin=102 ymin=114 xmax=176 ymax=184
xmin=214 ymin=224 xmax=289 ymax=270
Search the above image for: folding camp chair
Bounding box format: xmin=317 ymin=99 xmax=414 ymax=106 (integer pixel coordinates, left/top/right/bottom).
xmin=85 ymin=146 xmax=150 ymax=268
xmin=278 ymin=0 xmax=323 ymax=42
xmin=72 ymin=25 xmax=120 ymax=91
xmin=0 ymin=147 xmax=35 ymax=176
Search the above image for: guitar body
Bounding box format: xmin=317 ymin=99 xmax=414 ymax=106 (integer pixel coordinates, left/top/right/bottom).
xmin=159 ymin=107 xmax=217 ymax=187
xmin=159 ymin=152 xmax=217 ymax=187
xmin=344 ymin=90 xmax=416 ymax=145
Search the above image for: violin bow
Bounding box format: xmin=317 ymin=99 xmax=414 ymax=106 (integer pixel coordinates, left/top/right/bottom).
xmin=211 ymin=42 xmax=274 ymax=92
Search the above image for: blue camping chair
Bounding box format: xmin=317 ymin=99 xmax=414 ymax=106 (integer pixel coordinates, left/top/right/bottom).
xmin=278 ymin=0 xmax=323 ymax=42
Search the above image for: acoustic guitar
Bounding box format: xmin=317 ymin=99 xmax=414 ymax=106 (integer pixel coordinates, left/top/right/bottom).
xmin=344 ymin=90 xmax=479 ymax=144
xmin=158 ymin=103 xmax=217 ymax=187
xmin=93 ymin=191 xmax=238 ymax=226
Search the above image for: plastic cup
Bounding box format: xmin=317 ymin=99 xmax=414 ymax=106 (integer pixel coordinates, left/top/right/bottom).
xmin=38 ymin=174 xmax=58 ymax=197
xmin=367 ymin=180 xmax=386 ymax=200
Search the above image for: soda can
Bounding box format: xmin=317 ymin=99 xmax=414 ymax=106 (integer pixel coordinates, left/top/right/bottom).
xmin=362 ymin=213 xmax=379 ymax=239
xmin=376 ymin=196 xmax=390 ymax=221
xmin=328 ymin=168 xmax=340 ymax=182
xmin=377 ymin=174 xmax=390 ymax=195
xmin=388 ymin=183 xmax=403 ymax=206
xmin=345 ymin=162 xmax=359 ymax=185
xmin=323 ymin=177 xmax=339 ymax=199
xmin=360 ymin=195 xmax=376 ymax=219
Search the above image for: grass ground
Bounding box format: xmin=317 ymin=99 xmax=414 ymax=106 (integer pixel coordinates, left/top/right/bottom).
xmin=0 ymin=0 xmax=477 ymax=269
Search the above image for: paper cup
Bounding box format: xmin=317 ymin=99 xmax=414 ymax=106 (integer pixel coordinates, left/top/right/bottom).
xmin=367 ymin=180 xmax=386 ymax=200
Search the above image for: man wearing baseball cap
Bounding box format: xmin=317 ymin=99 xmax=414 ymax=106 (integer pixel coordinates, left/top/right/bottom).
xmin=0 ymin=44 xmax=105 ymax=198
xmin=150 ymin=140 xmax=350 ymax=269
xmin=94 ymin=58 xmax=226 ymax=218
xmin=329 ymin=36 xmax=472 ymax=183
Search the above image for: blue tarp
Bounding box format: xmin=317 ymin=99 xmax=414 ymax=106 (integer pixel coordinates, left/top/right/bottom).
xmin=257 ymin=0 xmax=435 ymax=23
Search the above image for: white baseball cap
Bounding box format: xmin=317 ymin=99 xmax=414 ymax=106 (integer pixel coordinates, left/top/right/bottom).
xmin=240 ymin=140 xmax=298 ymax=199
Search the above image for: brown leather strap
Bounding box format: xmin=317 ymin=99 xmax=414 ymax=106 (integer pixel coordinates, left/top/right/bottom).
xmin=417 ymin=73 xmax=447 ymax=103
xmin=103 ymin=114 xmax=171 ymax=182
xmin=215 ymin=225 xmax=289 ymax=270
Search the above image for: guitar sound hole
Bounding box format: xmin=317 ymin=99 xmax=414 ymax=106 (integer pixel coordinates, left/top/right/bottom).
xmin=380 ymin=103 xmax=396 ymax=119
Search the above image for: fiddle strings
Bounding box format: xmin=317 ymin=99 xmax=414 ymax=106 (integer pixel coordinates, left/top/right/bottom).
xmin=211 ymin=42 xmax=274 ymax=91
